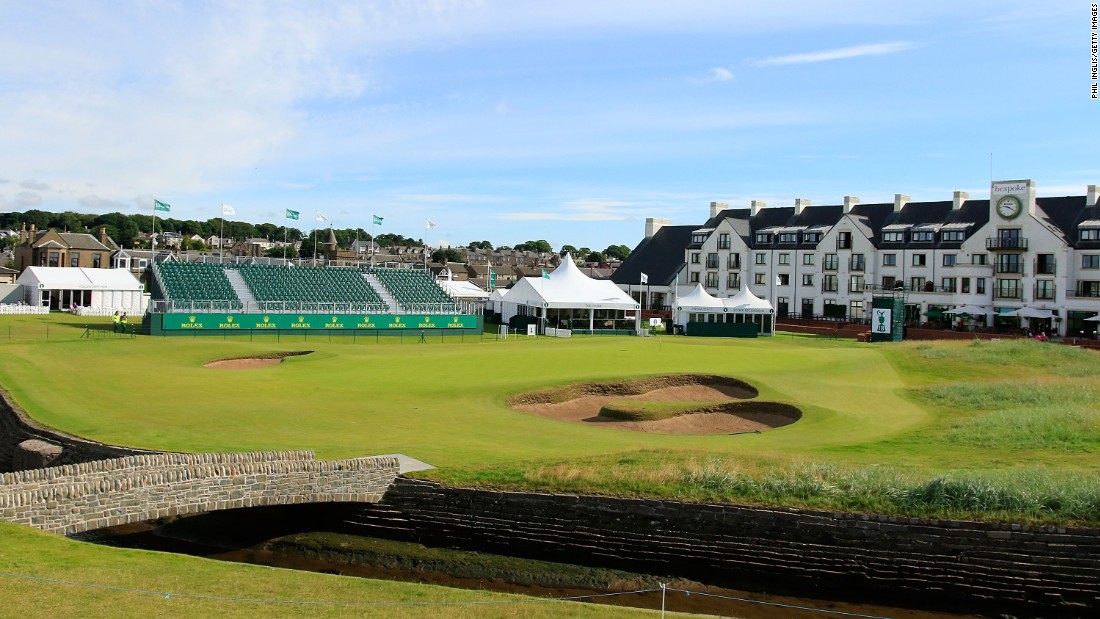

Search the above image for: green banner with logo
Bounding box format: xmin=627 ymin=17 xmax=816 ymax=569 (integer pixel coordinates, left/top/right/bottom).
xmin=162 ymin=313 xmax=478 ymax=331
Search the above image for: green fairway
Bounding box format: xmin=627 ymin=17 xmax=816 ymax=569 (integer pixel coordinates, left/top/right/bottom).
xmin=1 ymin=316 xmax=1098 ymax=523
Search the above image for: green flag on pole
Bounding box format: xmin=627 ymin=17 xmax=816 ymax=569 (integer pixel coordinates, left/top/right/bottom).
xmin=373 ymin=215 xmax=383 ymax=225
xmin=542 ymin=269 xmax=550 ymax=279
xmin=286 ymin=209 xmax=299 ymax=220
xmin=154 ymin=200 xmax=170 ymax=212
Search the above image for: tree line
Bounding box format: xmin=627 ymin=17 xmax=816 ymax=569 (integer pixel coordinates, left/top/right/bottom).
xmin=0 ymin=211 xmax=633 ymax=262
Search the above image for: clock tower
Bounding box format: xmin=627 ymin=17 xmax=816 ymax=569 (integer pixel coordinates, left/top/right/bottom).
xmin=990 ymin=179 xmax=1036 ymax=221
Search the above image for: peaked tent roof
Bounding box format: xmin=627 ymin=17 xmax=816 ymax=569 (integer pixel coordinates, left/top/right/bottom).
xmin=675 ymin=284 xmax=773 ymax=314
xmin=505 ymin=254 xmax=639 ymax=310
xmin=438 ymin=278 xmax=490 ymax=299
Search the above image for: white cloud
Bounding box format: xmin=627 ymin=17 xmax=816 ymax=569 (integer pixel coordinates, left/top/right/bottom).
xmin=754 ymin=42 xmax=915 ymax=66
xmin=20 ymin=179 xmax=50 ymax=190
xmin=705 ymin=67 xmax=733 ymax=81
xmin=15 ymin=191 xmax=42 ymax=207
xmin=79 ymin=195 xmax=132 ymax=211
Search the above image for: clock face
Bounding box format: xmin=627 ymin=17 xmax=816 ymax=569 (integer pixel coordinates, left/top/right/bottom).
xmin=996 ymin=195 xmax=1023 ymax=220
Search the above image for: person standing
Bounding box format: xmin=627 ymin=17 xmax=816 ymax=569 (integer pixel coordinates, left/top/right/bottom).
xmin=120 ymin=312 xmax=128 ymax=334
xmin=111 ymin=311 xmax=120 ymax=333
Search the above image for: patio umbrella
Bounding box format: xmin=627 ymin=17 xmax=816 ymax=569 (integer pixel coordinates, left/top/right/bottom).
xmin=1084 ymin=315 xmax=1100 ymax=322
xmin=1002 ymin=307 xmax=1056 ymax=319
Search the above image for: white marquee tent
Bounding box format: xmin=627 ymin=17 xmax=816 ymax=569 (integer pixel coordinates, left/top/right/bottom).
xmin=17 ymin=267 xmax=148 ymax=314
xmin=674 ymin=284 xmax=775 ymax=336
xmin=495 ymin=256 xmax=640 ymax=333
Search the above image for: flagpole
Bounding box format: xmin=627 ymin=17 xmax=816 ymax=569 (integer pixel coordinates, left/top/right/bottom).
xmin=424 ymin=219 xmax=429 ymax=270
xmin=151 ymin=201 xmax=157 ymax=254
xmin=219 ymin=213 xmax=225 ymax=264
xmin=283 ymin=213 xmax=288 ymax=263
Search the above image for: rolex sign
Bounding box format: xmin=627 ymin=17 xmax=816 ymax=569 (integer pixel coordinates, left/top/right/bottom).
xmin=871 ymin=308 xmax=891 ymax=334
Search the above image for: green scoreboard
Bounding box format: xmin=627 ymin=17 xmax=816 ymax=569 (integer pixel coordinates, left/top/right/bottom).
xmin=869 ymin=297 xmax=905 ymax=342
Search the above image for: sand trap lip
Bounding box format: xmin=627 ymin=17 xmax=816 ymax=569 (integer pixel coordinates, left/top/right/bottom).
xmin=508 ymin=374 xmax=800 ymax=435
xmin=204 ymin=351 xmax=313 ymax=369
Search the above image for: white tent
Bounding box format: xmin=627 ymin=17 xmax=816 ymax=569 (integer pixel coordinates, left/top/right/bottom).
xmin=673 ymin=284 xmax=774 ymax=336
xmin=438 ymin=278 xmax=490 ymax=300
xmin=497 ymin=256 xmax=640 ymax=333
xmin=1002 ymin=307 xmax=1056 ymax=319
xmin=17 ymin=267 xmax=147 ymax=314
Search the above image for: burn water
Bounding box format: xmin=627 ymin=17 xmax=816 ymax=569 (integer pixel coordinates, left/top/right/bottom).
xmin=77 ymin=504 xmax=991 ymax=619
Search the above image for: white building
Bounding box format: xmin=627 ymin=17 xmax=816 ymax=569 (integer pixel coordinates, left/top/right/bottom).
xmin=613 ymin=180 xmax=1100 ymax=337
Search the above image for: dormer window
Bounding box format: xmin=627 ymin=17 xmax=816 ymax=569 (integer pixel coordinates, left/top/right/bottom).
xmin=941 ymin=230 xmax=965 ymax=242
xmin=802 ymin=232 xmax=821 ymax=244
xmin=1081 ymin=228 xmax=1100 ymax=241
xmin=911 ymin=231 xmax=934 ymax=242
xmin=754 ymin=233 xmax=772 ymax=244
xmin=691 ymin=234 xmax=708 ymax=244
xmin=883 ymin=232 xmax=905 ymax=242
xmin=778 ymin=233 xmax=798 ymax=244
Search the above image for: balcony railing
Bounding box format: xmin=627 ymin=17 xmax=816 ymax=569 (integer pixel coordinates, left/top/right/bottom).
xmin=986 ymin=237 xmax=1028 ymax=250
xmin=1034 ymin=286 xmax=1057 ymax=300
xmin=994 ymin=289 xmax=1023 ymax=300
xmin=994 ymin=263 xmax=1024 ymax=274
xmin=1070 ymin=286 xmax=1100 ymax=298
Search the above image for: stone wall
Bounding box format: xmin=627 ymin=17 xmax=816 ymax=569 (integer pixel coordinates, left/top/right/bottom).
xmin=1 ymin=450 xmax=399 ymax=535
xmin=0 ymin=387 xmax=154 ymax=472
xmin=357 ymin=478 xmax=1100 ymax=618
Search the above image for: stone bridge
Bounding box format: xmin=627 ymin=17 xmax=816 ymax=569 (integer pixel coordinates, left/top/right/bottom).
xmin=0 ymin=450 xmax=399 ymax=535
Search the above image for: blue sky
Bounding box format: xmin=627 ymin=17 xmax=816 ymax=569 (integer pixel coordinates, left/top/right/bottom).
xmin=0 ymin=1 xmax=1093 ymax=251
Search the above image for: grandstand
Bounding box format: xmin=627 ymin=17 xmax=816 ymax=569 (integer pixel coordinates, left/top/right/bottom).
xmin=148 ymin=260 xmax=475 ymax=335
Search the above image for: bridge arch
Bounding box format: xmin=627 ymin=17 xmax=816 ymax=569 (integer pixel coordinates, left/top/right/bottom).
xmin=0 ymin=450 xmax=399 ymax=535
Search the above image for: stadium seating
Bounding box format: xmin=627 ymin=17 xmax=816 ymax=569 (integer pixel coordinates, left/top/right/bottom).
xmin=369 ymin=268 xmax=458 ymax=313
xmin=237 ymin=264 xmax=388 ymax=313
xmin=156 ymin=262 xmax=242 ymax=311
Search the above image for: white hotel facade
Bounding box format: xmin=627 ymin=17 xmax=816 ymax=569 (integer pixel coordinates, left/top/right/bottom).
xmin=612 ymin=180 xmax=1100 ymax=337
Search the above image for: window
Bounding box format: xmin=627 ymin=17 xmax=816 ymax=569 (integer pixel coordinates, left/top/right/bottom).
xmin=728 ymin=253 xmax=741 ymax=269
xmin=976 ymin=278 xmax=986 ymax=294
xmin=778 ymin=232 xmax=798 ymax=244
xmin=996 ymin=279 xmax=1021 ymax=299
xmin=1081 ymin=229 xmax=1100 ymax=241
xmin=755 ymin=233 xmax=772 ymax=244
xmin=690 ymin=252 xmax=700 ymax=264
xmin=727 ymin=273 xmax=740 ymax=289
xmin=823 ymin=274 xmax=838 ymax=292
xmin=882 ymin=276 xmax=897 ymax=290
xmin=941 ymin=230 xmax=965 ymax=242
xmin=941 ymin=277 xmax=956 ymax=293
xmin=802 ymin=232 xmax=822 ymax=244
xmin=849 ymin=254 xmax=865 ymax=271
xmin=823 ymin=253 xmax=839 ymax=271
xmin=910 ymin=276 xmax=926 ymax=291
xmin=996 ymin=254 xmax=1022 ymax=274
xmin=882 ymin=253 xmax=897 ymax=267
xmin=754 ymin=273 xmax=766 ymax=285
xmin=943 ymin=254 xmax=956 ymax=267
xmin=961 ymin=278 xmax=970 ymax=294
xmin=823 ymin=300 xmax=845 ymax=318
xmin=705 ymin=272 xmax=719 ymax=288
xmin=912 ymin=254 xmax=927 ymax=267
xmin=1083 ymin=255 xmax=1100 ymax=269
xmin=689 ymin=271 xmax=700 ymax=283
xmin=718 ymin=233 xmax=730 ymax=249
xmin=911 ymin=231 xmax=934 ymax=242
xmin=755 ymin=253 xmax=766 ymax=265
xmin=48 ymin=251 xmax=60 ymax=267
xmin=706 ymin=253 xmax=719 ymax=268
xmin=1036 ymin=254 xmax=1056 ymax=275
xmin=137 ymin=259 xmax=148 ymax=268
xmin=70 ymin=252 xmax=80 ymax=267
xmin=778 ymin=253 xmax=790 ymax=265
xmin=837 ymin=231 xmax=852 ymax=249
xmin=849 ymin=275 xmax=864 ymax=292
xmin=802 ymin=253 xmax=814 ymax=266
xmin=883 ymin=231 xmax=904 ymax=242
xmin=1035 ymin=280 xmax=1055 ymax=300
xmin=972 ymin=253 xmax=988 ymax=265
xmin=92 ymin=253 xmax=102 ymax=268
xmin=849 ymin=300 xmax=865 ymax=320
xmin=802 ymin=273 xmax=814 ymax=286
xmin=778 ymin=274 xmax=790 ymax=286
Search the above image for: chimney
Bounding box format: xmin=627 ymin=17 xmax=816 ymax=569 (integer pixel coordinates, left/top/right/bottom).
xmin=893 ymin=193 xmax=910 ymax=212
xmin=709 ymin=201 xmax=727 ymax=218
xmin=794 ymin=198 xmax=810 ymax=215
xmin=750 ymin=200 xmax=767 ymax=217
xmin=1089 ymin=185 xmax=1100 ymax=206
xmin=99 ymin=227 xmax=107 ymax=245
xmin=843 ymin=196 xmax=860 ymax=214
xmin=18 ymin=223 xmax=27 ymax=244
xmin=644 ymin=217 xmax=671 ymax=239
xmin=952 ymin=190 xmax=969 ymax=210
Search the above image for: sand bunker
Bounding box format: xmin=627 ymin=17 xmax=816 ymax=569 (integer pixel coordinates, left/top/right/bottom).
xmin=204 ymin=351 xmax=313 ymax=369
xmin=509 ymin=374 xmax=800 ymax=435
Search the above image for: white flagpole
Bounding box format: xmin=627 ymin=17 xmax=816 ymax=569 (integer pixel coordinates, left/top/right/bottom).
xmin=282 ymin=213 xmax=288 ymax=262
xmin=424 ymin=219 xmax=429 ymax=270
xmin=219 ymin=213 xmax=225 ymax=264
xmin=151 ymin=201 xmax=157 ymax=254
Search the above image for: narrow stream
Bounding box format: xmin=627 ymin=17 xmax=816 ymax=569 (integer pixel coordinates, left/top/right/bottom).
xmin=77 ymin=505 xmax=991 ymax=619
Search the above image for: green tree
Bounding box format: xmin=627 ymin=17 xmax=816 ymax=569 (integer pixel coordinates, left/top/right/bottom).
xmin=585 ymin=251 xmax=606 ymax=264
xmin=431 ymin=248 xmax=463 ymax=263
xmin=603 ymin=244 xmax=631 ymax=261
xmin=560 ymin=244 xmax=578 ymax=256
xmin=515 ymin=239 xmax=552 ymax=253
xmin=265 ymin=245 xmax=298 ymax=259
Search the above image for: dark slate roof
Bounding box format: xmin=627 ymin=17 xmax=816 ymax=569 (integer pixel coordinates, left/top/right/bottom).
xmin=749 ymin=207 xmax=795 ymax=236
xmin=611 ymin=225 xmax=693 ymax=287
xmin=847 ymin=203 xmax=896 ymax=243
xmin=1036 ymin=196 xmax=1093 ymax=247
